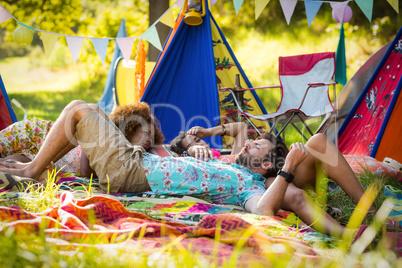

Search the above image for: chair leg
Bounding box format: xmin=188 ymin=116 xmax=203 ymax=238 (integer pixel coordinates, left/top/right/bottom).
xmin=241 ymin=114 xmax=261 ymax=136
xmin=296 ymin=113 xmax=314 ymax=136
xmin=291 ymin=123 xmax=309 ymax=141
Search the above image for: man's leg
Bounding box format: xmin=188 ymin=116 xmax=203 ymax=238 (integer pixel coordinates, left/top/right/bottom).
xmin=0 ymin=100 xmax=93 ymax=180
xmin=292 ymin=133 xmax=367 ymax=205
xmin=265 ymin=177 xmax=345 ymax=237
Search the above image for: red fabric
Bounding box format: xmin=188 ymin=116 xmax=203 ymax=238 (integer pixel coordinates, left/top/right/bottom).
xmin=0 ymin=94 xmax=14 ymax=131
xmin=278 ymin=52 xmax=335 ymax=76
xmin=339 ymin=43 xmax=402 ymax=159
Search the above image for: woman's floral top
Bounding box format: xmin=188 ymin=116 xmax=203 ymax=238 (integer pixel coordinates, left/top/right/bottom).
xmin=143 ymin=153 xmax=267 ymax=207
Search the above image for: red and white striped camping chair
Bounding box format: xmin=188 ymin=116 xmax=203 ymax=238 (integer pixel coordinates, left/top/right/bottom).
xmin=220 ymin=52 xmax=337 ymax=141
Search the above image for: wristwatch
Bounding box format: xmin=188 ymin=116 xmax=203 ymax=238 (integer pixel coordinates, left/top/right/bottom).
xmin=277 ymin=169 xmax=294 ymax=183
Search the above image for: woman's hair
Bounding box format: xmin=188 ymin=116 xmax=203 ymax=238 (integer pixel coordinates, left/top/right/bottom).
xmin=109 ymin=102 xmax=165 ymax=145
xmin=259 ymin=133 xmax=289 ymax=178
xmin=170 ymin=131 xmax=188 ymax=155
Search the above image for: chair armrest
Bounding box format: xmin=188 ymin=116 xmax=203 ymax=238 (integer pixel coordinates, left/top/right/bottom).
xmin=307 ymin=82 xmax=337 ymax=87
xmin=219 ymin=85 xmax=281 ymax=92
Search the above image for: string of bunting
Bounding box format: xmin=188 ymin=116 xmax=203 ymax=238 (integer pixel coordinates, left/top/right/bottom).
xmin=0 ymin=0 xmax=398 ymax=64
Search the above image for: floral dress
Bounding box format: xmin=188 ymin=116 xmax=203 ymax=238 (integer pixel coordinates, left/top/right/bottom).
xmin=143 ymin=153 xmax=267 ymax=207
xmin=0 ymin=119 xmax=81 ymax=173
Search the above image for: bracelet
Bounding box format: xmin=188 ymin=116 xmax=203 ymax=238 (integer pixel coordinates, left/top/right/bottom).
xmin=220 ymin=125 xmax=226 ymax=136
xmin=181 ymin=151 xmax=189 ymax=157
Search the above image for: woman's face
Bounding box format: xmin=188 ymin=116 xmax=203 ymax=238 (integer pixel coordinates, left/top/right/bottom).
xmin=129 ymin=123 xmax=153 ymax=151
xmin=181 ymin=134 xmax=209 ymax=151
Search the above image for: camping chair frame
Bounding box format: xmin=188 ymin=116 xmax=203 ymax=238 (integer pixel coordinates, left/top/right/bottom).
xmin=220 ymin=82 xmax=337 ymax=142
xmin=219 ymin=52 xmax=338 ymax=142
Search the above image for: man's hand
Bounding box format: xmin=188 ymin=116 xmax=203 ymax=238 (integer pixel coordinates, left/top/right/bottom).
xmin=187 ymin=126 xmax=208 ymax=138
xmin=188 ymin=145 xmax=214 ymax=161
xmin=282 ymin=142 xmax=308 ymax=173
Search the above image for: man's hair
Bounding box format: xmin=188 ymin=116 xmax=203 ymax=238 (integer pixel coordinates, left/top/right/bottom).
xmin=259 ymin=133 xmax=289 ymax=178
xmin=170 ymin=131 xmax=188 ymax=155
xmin=109 ymin=102 xmax=165 ymax=145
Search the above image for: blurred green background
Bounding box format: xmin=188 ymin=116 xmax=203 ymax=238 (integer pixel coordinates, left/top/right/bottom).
xmin=0 ymin=0 xmax=400 ymax=144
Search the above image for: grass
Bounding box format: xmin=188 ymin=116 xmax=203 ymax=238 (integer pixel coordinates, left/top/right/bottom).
xmin=0 ymin=167 xmax=401 ymax=267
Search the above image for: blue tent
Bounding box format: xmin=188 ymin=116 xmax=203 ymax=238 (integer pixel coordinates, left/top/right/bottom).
xmin=97 ymin=19 xmax=127 ymax=115
xmin=142 ymin=3 xmax=267 ymax=147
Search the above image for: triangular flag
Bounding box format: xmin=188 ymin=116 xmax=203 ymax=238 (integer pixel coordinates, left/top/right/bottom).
xmin=355 ymin=0 xmax=373 ymax=22
xmin=91 ymin=38 xmax=109 ymax=64
xmin=66 ymin=36 xmax=85 ymax=64
xmin=142 ymin=25 xmax=162 ymax=51
xmin=0 ymin=4 xmax=12 ymax=24
xmin=116 ymin=37 xmax=136 ymax=63
xmin=304 ymin=0 xmax=322 ymax=27
xmin=335 ymin=24 xmax=347 ymax=86
xmin=176 ymin=0 xmax=184 ymax=8
xmin=330 ymin=1 xmax=352 ymax=24
xmin=279 ymin=0 xmax=298 ymax=25
xmin=210 ymin=0 xmax=218 ymax=8
xmin=233 ymin=0 xmax=244 ymax=15
xmin=387 ymin=0 xmax=399 ymax=14
xmin=255 ymin=0 xmax=271 ymax=20
xmin=160 ymin=8 xmax=175 ymax=28
xmin=39 ymin=32 xmax=59 ymax=58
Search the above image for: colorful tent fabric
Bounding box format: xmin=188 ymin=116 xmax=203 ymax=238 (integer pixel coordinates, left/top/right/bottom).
xmin=141 ymin=1 xmax=268 ymax=147
xmin=338 ymin=26 xmax=402 ymax=163
xmin=0 ymin=75 xmax=17 ymax=131
xmin=97 ymin=19 xmax=127 ymax=115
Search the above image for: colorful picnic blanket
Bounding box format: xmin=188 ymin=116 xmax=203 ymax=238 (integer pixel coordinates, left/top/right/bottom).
xmin=0 ymin=192 xmax=319 ymax=265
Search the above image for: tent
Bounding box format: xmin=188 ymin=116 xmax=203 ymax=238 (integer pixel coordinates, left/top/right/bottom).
xmin=141 ymin=1 xmax=268 ymax=147
xmin=0 ymin=75 xmax=17 ymax=130
xmin=322 ymin=41 xmax=391 ymax=142
xmin=97 ymin=19 xmax=127 ymax=115
xmin=338 ymin=26 xmax=402 ymax=163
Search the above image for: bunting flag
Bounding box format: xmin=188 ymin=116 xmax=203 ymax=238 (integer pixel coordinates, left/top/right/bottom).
xmin=176 ymin=0 xmax=184 ymax=8
xmin=0 ymin=5 xmax=12 ymax=24
xmin=355 ymin=0 xmax=373 ymax=22
xmin=305 ymin=0 xmax=323 ymax=27
xmin=335 ymin=24 xmax=347 ymax=86
xmin=210 ymin=0 xmax=218 ymax=8
xmin=39 ymin=32 xmax=59 ymax=58
xmin=66 ymin=36 xmax=85 ymax=64
xmin=255 ymin=0 xmax=271 ymax=20
xmin=116 ymin=37 xmax=136 ymax=63
xmin=91 ymin=38 xmax=109 ymax=64
xmin=387 ymin=0 xmax=399 ymax=13
xmin=159 ymin=8 xmax=175 ymax=28
xmin=142 ymin=25 xmax=162 ymax=51
xmin=279 ymin=0 xmax=298 ymax=25
xmin=234 ymin=0 xmax=245 ymax=15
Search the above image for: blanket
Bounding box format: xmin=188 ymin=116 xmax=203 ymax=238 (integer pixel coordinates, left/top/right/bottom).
xmin=0 ymin=192 xmax=320 ymax=265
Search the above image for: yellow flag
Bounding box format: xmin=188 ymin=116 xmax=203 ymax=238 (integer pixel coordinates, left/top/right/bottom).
xmin=255 ymin=0 xmax=271 ymax=20
xmin=387 ymin=0 xmax=399 ymax=13
xmin=160 ymin=9 xmax=175 ymax=28
xmin=39 ymin=32 xmax=59 ymax=58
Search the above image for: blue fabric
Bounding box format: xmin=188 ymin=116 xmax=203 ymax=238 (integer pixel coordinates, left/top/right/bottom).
xmin=142 ymin=9 xmax=220 ymax=145
xmin=97 ymin=19 xmax=127 ymax=115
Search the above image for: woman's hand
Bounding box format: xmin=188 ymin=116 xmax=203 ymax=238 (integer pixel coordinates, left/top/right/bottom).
xmin=188 ymin=145 xmax=214 ymax=161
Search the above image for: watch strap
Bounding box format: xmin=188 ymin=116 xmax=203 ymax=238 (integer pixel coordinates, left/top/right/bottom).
xmin=277 ymin=170 xmax=294 ymax=183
